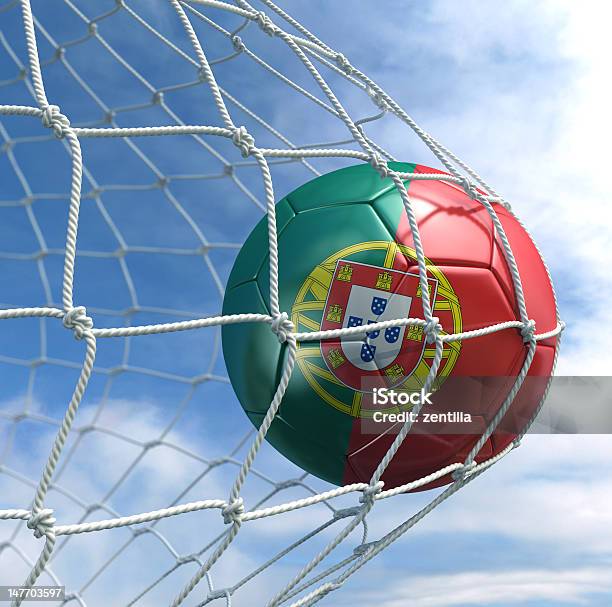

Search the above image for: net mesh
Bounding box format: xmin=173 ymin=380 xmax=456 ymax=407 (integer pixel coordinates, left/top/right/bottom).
xmin=0 ymin=1 xmax=564 ymax=606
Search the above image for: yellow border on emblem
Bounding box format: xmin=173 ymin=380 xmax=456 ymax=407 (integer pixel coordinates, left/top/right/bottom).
xmin=291 ymin=241 xmax=463 ymax=418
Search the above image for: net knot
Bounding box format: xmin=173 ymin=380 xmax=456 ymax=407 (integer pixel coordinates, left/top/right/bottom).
xmin=333 ymin=506 xmax=361 ymax=520
xmin=176 ymin=554 xmax=198 ymax=565
xmin=208 ymin=589 xmax=232 ymax=601
xmin=452 ymin=461 xmax=476 ymax=481
xmin=366 ymin=86 xmax=388 ymax=111
xmin=460 ymin=177 xmax=479 ymax=200
xmin=353 ymin=541 xmax=376 ymax=556
xmin=222 ymin=498 xmax=245 ymax=525
xmin=368 ymin=153 xmax=389 ymax=178
xmin=255 ymin=11 xmax=278 ymax=36
xmin=275 ymin=478 xmax=300 ymax=490
xmin=270 ymin=312 xmax=294 ymax=343
xmin=40 ymin=104 xmax=70 ymax=139
xmin=231 ymin=126 xmax=255 ymax=158
xmin=63 ymin=306 xmax=93 ymax=339
xmin=360 ymin=480 xmax=384 ymax=505
xmin=335 ymin=53 xmax=354 ymax=75
xmin=520 ymin=319 xmax=536 ymax=342
xmin=27 ymin=508 xmax=56 ymax=539
xmin=424 ymin=316 xmax=441 ymax=344
xmin=231 ymin=35 xmax=245 ymax=53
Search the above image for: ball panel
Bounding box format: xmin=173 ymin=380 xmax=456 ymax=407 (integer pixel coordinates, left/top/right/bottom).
xmin=285 ymin=161 xmax=415 ymax=212
xmin=491 ymin=343 xmax=558 ymax=454
xmin=273 ymin=344 xmax=355 ymax=464
xmin=344 ymin=423 xmax=495 ymax=491
xmin=378 ymin=166 xmax=495 ymax=268
xmin=410 ymin=264 xmax=525 ymax=362
xmin=225 ymin=198 xmax=295 ymax=291
xmin=222 ymin=280 xmax=282 ymax=415
xmin=257 ymin=203 xmax=394 ymax=314
xmin=491 ymin=209 xmax=558 ymax=347
xmin=490 ymin=227 xmax=515 ymax=307
xmin=246 ymin=411 xmax=348 ymax=487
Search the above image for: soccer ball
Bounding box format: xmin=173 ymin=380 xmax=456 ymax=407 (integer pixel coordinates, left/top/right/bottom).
xmin=222 ymin=162 xmax=558 ymax=490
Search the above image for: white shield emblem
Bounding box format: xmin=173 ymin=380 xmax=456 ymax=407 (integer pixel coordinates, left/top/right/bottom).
xmin=320 ymin=260 xmax=437 ymax=391
xmin=341 ymin=285 xmax=413 ymax=371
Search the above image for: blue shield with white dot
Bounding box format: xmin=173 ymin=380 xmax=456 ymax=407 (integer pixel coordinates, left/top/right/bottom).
xmin=366 ymin=320 xmax=380 ymax=339
xmin=360 ymin=343 xmax=376 ymax=363
xmin=385 ymin=327 xmax=401 ymax=344
xmin=371 ymin=296 xmax=387 ymax=316
xmin=340 ymin=284 xmax=414 ymax=372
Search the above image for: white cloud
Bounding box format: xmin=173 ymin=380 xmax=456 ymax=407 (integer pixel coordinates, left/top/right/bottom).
xmin=352 ymin=567 xmax=612 ymax=606
xmin=421 ymin=0 xmax=612 ymax=376
xmin=0 ymin=397 xmax=353 ymax=604
xmin=355 ymin=434 xmax=612 ymax=560
xmin=417 ymin=0 xmax=567 ymax=65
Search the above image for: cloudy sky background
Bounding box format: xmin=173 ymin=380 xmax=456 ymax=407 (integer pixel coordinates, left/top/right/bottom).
xmin=0 ymin=0 xmax=610 ymax=605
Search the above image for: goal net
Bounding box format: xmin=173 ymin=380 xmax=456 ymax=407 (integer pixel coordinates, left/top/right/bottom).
xmin=0 ymin=1 xmax=563 ymax=606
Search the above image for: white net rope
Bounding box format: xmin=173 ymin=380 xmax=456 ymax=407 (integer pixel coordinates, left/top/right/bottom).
xmin=0 ymin=1 xmax=565 ymax=605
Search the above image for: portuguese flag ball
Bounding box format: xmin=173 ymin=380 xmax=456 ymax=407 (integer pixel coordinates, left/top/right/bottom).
xmin=222 ymin=162 xmax=558 ymax=491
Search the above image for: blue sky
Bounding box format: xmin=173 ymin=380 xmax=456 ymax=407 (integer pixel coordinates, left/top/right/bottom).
xmin=0 ymin=1 xmax=611 ymax=606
